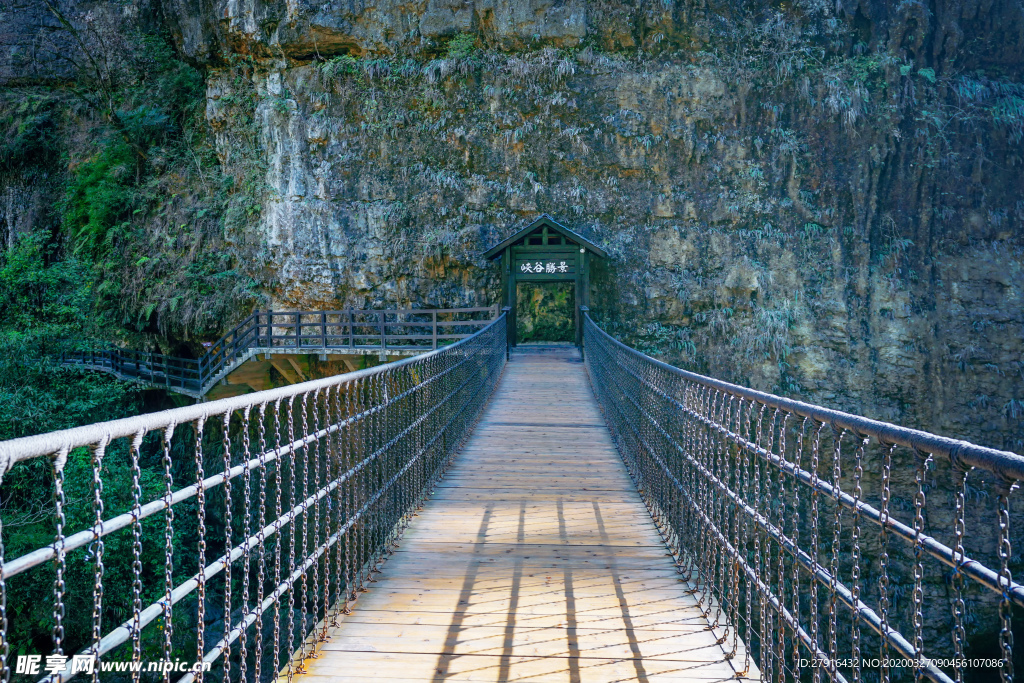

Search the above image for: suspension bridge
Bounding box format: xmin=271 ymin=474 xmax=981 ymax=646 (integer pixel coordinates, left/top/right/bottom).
xmin=1 ymin=310 xmax=1022 ymax=683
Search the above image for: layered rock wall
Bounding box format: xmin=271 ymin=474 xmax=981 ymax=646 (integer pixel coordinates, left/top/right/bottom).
xmin=199 ymin=38 xmax=1023 ymax=455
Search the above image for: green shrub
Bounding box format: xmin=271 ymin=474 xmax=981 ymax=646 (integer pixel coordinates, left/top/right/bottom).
xmin=446 ymin=33 xmax=479 ymax=60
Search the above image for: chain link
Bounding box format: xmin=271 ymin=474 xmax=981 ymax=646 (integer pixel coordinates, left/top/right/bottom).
xmin=328 ymin=386 xmax=344 ymax=630
xmin=295 ymin=393 xmax=311 ymax=673
xmin=741 ymin=399 xmax=754 ymax=675
xmin=220 ymin=411 xmax=233 ymax=681
xmin=272 ymin=398 xmax=285 ymax=676
xmin=828 ymin=428 xmax=845 ymax=681
xmin=772 ymin=410 xmax=787 ymax=683
xmin=951 ymin=464 xmax=970 ymax=683
xmin=809 ymin=422 xmax=824 ymax=683
xmin=239 ymin=406 xmax=253 ymax=682
xmin=754 ymin=404 xmax=767 ymax=680
xmin=90 ymin=438 xmax=108 ymax=682
xmin=878 ymin=442 xmax=895 ymax=683
xmin=130 ymin=430 xmax=145 ymax=682
xmin=194 ymin=417 xmax=207 ymax=683
xmin=285 ymin=395 xmax=297 ymax=681
xmin=51 ymin=447 xmax=68 ymax=657
xmin=791 ymin=418 xmax=807 ymax=681
xmin=998 ymin=482 xmax=1017 ymax=683
xmin=162 ymin=424 xmax=176 ymax=683
xmin=850 ymin=435 xmax=867 ymax=683
xmin=253 ymin=403 xmax=269 ymax=683
xmin=912 ymin=450 xmax=931 ymax=683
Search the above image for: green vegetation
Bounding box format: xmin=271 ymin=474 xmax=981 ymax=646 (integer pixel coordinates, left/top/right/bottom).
xmin=0 ymin=230 xmax=151 ymax=667
xmin=445 ymin=32 xmax=479 ymax=60
xmin=0 ymin=23 xmax=263 ymax=417
xmin=0 ymin=17 xmax=265 ymax=667
xmin=1 ymin=25 xmax=263 ymax=347
xmin=0 ymin=233 xmax=142 ymax=441
xmin=516 ymin=282 xmax=575 ymax=342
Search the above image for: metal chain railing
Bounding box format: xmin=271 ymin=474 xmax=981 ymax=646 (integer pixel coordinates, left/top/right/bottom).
xmin=0 ymin=313 xmax=507 ymax=682
xmin=583 ymin=312 xmax=1023 ymax=683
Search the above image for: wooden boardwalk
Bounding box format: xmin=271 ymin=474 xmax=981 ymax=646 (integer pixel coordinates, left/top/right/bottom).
xmin=300 ymin=345 xmax=753 ymax=682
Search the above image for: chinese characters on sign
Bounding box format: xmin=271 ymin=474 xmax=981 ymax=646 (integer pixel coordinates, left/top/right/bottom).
xmin=520 ymin=261 xmax=569 ymax=274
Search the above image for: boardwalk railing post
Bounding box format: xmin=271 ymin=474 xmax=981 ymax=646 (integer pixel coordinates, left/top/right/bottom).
xmin=432 ymin=311 xmax=438 ymax=350
xmin=266 ymin=310 xmax=273 ymax=354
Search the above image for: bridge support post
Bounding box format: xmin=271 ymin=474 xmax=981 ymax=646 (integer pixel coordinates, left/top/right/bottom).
xmin=578 ymin=306 xmax=588 ymax=360
xmin=502 ymin=307 xmax=512 ymax=360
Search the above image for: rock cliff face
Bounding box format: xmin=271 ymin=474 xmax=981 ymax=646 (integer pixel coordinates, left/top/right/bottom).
xmin=162 ymin=0 xmax=1024 ymax=455
xmin=2 ymin=0 xmax=1021 ymax=449
xmin=161 ymin=0 xmax=1024 ymax=69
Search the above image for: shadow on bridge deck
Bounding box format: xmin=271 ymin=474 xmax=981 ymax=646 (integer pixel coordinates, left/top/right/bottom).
xmin=297 ymin=345 xmax=756 ymax=682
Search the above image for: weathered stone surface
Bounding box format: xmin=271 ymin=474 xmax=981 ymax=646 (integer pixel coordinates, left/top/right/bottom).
xmin=159 ymin=0 xmax=590 ymax=64
xmin=197 ymin=37 xmax=1024 ymax=460
xmin=0 ymin=0 xmax=75 ymax=85
xmin=0 ymin=176 xmax=54 ymax=248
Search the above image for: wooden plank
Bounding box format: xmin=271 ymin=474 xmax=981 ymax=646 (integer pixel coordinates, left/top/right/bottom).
xmin=295 ymin=346 xmax=755 ymax=682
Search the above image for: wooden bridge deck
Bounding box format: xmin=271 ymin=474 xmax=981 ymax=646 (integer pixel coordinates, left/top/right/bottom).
xmin=300 ymin=345 xmax=753 ymax=682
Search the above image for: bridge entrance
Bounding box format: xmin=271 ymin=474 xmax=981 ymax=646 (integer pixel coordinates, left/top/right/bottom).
xmin=515 ymin=280 xmax=575 ymax=342
xmin=483 ymin=214 xmax=607 ymax=347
